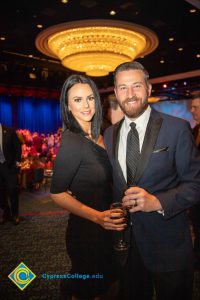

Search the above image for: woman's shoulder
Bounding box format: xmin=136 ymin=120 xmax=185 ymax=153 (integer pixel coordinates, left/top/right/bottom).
xmin=61 ymin=129 xmax=82 ymax=141
xmin=60 ymin=130 xmax=84 ymax=149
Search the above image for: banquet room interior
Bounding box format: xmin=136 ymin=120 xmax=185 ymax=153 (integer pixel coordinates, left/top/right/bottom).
xmin=0 ymin=0 xmax=200 ymax=299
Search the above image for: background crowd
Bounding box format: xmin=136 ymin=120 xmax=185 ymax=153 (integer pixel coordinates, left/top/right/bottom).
xmin=17 ymin=128 xmax=62 ymax=169
xmin=15 ymin=128 xmax=62 ymax=191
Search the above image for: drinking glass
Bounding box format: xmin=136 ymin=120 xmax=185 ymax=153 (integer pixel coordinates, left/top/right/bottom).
xmin=110 ymin=202 xmax=129 ymax=251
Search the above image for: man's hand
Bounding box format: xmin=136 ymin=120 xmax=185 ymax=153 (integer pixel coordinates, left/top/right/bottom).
xmin=122 ymin=186 xmax=162 ymax=213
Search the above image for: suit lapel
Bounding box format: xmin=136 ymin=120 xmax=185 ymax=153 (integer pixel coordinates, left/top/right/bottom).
xmin=112 ymin=118 xmax=127 ymax=186
xmin=113 ymin=118 xmax=124 ymax=158
xmin=134 ymin=110 xmax=163 ymax=183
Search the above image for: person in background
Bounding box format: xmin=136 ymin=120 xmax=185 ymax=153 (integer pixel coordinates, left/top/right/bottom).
xmin=190 ymin=92 xmax=200 ymax=149
xmin=32 ymin=131 xmax=42 ymax=153
xmin=50 ymin=74 xmax=122 ymax=300
xmin=107 ymin=94 xmax=124 ymax=125
xmin=104 ymin=61 xmax=200 ymax=300
xmin=101 ymin=93 xmax=124 ymax=133
xmin=190 ymin=92 xmax=200 ymax=270
xmin=0 ymin=124 xmax=22 ymax=225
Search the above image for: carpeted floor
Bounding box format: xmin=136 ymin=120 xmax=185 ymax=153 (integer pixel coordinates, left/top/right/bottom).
xmin=0 ymin=188 xmax=200 ymax=300
xmin=0 ymin=188 xmax=71 ymax=300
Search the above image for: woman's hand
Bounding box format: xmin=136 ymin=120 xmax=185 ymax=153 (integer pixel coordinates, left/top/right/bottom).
xmin=97 ymin=210 xmax=127 ymax=231
xmin=51 ymin=191 xmax=128 ymax=228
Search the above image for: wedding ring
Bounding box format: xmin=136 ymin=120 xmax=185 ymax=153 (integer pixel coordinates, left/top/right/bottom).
xmin=134 ymin=200 xmax=137 ymax=207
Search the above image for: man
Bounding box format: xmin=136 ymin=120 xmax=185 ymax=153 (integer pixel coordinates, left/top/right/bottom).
xmin=190 ymin=92 xmax=200 ymax=269
xmin=0 ymin=124 xmax=22 ymax=225
xmin=101 ymin=94 xmax=124 ymax=133
xmin=106 ymin=94 xmax=124 ymax=125
xmin=104 ymin=61 xmax=200 ymax=300
xmin=191 ymin=92 xmax=200 ymax=150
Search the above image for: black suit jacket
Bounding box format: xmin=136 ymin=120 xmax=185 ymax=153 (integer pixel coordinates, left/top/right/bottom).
xmin=1 ymin=125 xmax=21 ymax=167
xmin=192 ymin=124 xmax=200 ymax=150
xmin=104 ymin=108 xmax=200 ymax=272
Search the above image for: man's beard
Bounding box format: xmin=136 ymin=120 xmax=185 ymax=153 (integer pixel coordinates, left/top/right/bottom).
xmin=118 ymin=96 xmax=148 ymax=118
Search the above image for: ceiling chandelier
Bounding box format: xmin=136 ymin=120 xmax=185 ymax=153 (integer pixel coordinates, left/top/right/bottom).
xmin=36 ymin=19 xmax=159 ymax=77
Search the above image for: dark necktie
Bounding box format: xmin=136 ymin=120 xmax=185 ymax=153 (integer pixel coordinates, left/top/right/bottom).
xmin=126 ymin=122 xmax=140 ymax=186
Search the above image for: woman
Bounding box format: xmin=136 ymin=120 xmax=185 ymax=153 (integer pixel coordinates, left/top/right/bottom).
xmin=50 ymin=75 xmax=125 ymax=300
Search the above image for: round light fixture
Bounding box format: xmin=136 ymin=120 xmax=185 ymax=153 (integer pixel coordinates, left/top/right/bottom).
xmin=36 ymin=19 xmax=159 ymax=77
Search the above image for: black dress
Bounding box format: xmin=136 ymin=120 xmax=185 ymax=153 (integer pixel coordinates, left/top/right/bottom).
xmin=50 ymin=130 xmax=117 ymax=298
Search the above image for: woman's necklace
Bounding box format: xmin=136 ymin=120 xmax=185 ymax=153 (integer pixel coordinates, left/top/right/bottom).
xmin=86 ymin=131 xmax=96 ymax=143
xmin=86 ymin=132 xmax=93 ymax=140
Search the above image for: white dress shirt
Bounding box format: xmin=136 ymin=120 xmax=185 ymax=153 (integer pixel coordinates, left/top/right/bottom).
xmin=118 ymin=106 xmax=164 ymax=214
xmin=118 ymin=105 xmax=151 ymax=181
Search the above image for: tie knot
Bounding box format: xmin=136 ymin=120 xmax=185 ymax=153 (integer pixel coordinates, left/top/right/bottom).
xmin=130 ymin=122 xmax=136 ymax=130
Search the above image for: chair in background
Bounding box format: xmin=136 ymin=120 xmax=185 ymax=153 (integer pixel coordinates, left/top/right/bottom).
xmin=32 ymin=168 xmax=45 ymax=190
xmin=43 ymin=169 xmax=53 ymax=191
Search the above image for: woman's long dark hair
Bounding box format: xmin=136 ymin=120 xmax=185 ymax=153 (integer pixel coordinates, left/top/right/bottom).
xmin=60 ymin=74 xmax=102 ymax=140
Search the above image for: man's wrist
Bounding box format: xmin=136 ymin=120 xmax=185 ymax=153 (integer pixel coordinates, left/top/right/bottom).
xmin=154 ymin=196 xmax=164 ymax=215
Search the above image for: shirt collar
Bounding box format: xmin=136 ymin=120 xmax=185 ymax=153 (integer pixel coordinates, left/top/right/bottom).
xmin=124 ymin=105 xmax=151 ymax=132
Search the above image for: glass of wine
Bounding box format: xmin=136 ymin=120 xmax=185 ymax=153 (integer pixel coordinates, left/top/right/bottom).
xmin=110 ymin=202 xmax=129 ymax=251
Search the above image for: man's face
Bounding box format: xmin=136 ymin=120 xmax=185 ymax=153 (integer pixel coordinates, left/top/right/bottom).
xmin=114 ymin=69 xmax=151 ymax=118
xmin=191 ymin=98 xmax=200 ymax=124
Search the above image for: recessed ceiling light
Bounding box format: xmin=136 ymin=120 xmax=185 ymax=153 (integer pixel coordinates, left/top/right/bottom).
xmin=160 ymin=60 xmax=165 ymax=64
xmin=110 ymin=10 xmax=116 ymax=16
xmin=61 ymin=0 xmax=69 ymax=3
xmin=168 ymin=37 xmax=174 ymax=42
xmin=37 ymin=24 xmax=43 ymax=29
xmin=189 ymin=9 xmax=196 ymax=13
xmin=178 ymin=48 xmax=183 ymax=51
xmin=29 ymin=73 xmax=36 ymax=79
xmin=0 ymin=37 xmax=6 ymax=41
xmin=196 ymin=54 xmax=200 ymax=58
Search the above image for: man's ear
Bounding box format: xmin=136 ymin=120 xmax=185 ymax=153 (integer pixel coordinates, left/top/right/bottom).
xmin=114 ymin=88 xmax=117 ymax=98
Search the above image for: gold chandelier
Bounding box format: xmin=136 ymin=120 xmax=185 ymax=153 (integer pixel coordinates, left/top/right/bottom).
xmin=36 ymin=19 xmax=159 ymax=77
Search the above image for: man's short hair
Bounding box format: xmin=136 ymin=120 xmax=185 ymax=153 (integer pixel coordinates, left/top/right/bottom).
xmin=192 ymin=92 xmax=200 ymax=100
xmin=113 ymin=61 xmax=149 ymax=86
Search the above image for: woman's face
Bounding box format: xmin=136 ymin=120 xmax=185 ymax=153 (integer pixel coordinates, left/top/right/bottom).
xmin=68 ymin=83 xmax=95 ymax=128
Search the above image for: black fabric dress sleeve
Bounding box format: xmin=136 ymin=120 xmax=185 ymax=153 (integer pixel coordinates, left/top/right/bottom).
xmin=50 ymin=131 xmax=82 ymax=194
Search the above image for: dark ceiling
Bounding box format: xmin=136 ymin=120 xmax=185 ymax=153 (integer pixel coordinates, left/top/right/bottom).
xmin=0 ymin=0 xmax=199 ymax=98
